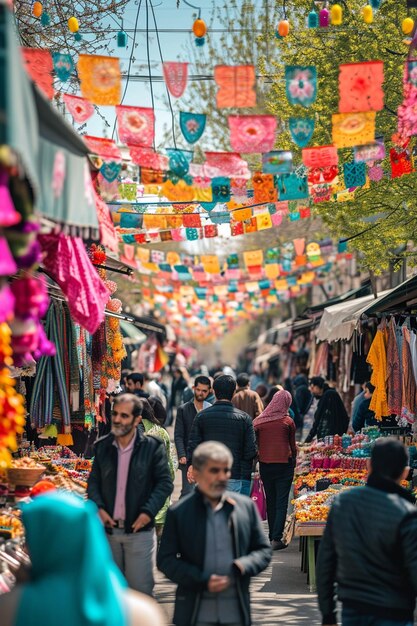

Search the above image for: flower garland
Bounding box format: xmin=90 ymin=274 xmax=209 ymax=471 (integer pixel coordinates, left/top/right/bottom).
xmin=0 ymin=323 xmax=26 ymax=467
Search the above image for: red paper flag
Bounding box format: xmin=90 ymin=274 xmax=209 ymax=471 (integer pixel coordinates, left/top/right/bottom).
xmin=21 ymin=48 xmax=54 ymax=99
xmin=339 ymin=61 xmax=384 ymax=113
xmin=214 ymin=65 xmax=256 ymax=108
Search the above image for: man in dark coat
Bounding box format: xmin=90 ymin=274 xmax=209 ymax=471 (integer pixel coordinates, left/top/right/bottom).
xmin=187 ymin=375 xmax=257 ymax=494
xmin=158 ymin=441 xmax=272 ymax=626
xmin=305 ymin=376 xmax=349 ymax=443
xmin=174 ymin=375 xmax=212 ymax=498
xmin=293 ymin=374 xmax=312 ymax=428
xmin=317 ymin=438 xmax=417 ymax=626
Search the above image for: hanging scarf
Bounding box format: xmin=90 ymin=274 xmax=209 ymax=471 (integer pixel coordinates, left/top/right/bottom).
xmin=253 ymin=389 xmax=292 ymax=427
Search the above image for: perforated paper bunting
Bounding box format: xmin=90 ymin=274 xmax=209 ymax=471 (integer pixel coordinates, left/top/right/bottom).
xmin=343 ymin=162 xmax=366 ymax=188
xmin=52 ymin=52 xmax=74 ymax=82
xmin=332 ymin=112 xmax=376 ymax=148
xmin=63 ymin=94 xmax=95 ymax=123
xmin=354 ymin=139 xmax=385 ymax=162
xmin=302 ymin=145 xmax=338 ymax=168
xmin=204 ymin=152 xmax=250 ymax=178
xmin=128 ymin=147 xmax=169 ymax=170
xmin=166 ymin=149 xmax=193 ymax=177
xmin=229 ymin=116 xmax=277 ymax=153
xmin=84 ymin=136 xmax=122 ymax=161
xmin=289 ymin=118 xmax=315 ymax=148
xmin=116 ymin=106 xmax=155 ymax=147
xmin=21 ymin=48 xmax=54 ymax=99
xmin=179 ymin=112 xmax=206 ymax=144
xmin=100 ymin=161 xmax=122 ymax=183
xmin=78 ymin=54 xmax=121 ymax=105
xmin=214 ymin=65 xmax=256 ymax=108
xmin=162 ymin=62 xmax=188 ymax=98
xmin=277 ymin=173 xmax=309 ymax=200
xmin=212 ymin=177 xmax=231 ymax=202
xmin=285 ymin=67 xmax=317 ymax=108
xmin=262 ymin=151 xmax=293 ymax=174
xmin=338 ymin=61 xmax=384 ymax=113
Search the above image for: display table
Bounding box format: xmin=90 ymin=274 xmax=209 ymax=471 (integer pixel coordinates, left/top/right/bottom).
xmin=295 ymin=522 xmax=326 ymax=592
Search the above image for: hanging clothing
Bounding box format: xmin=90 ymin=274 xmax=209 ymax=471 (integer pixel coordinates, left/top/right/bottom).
xmin=367 ymin=329 xmax=389 ymax=420
xmin=386 ymin=318 xmax=402 ymax=416
xmin=401 ymin=326 xmax=416 ymax=423
xmin=408 ymin=329 xmax=417 ymax=386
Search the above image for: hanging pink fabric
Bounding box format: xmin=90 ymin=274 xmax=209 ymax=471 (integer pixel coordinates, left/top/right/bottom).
xmin=94 ymin=191 xmax=118 ymax=253
xmin=0 ymin=236 xmax=17 ymax=276
xmin=250 ymin=476 xmax=267 ymax=520
xmin=116 ymin=106 xmax=155 ymax=147
xmin=229 ymin=116 xmax=277 ymax=153
xmin=128 ymin=146 xmax=169 ymax=170
xmin=63 ymin=94 xmax=95 ymax=123
xmin=39 ymin=234 xmax=109 ymax=334
xmin=0 ymin=170 xmax=21 ymax=227
xmin=162 ymin=62 xmax=188 ymax=98
xmin=21 ymin=48 xmax=54 ymax=99
xmin=204 ymin=152 xmax=251 ymax=177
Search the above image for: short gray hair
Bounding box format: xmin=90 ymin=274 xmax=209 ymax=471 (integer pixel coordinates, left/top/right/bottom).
xmin=192 ymin=441 xmax=233 ymax=472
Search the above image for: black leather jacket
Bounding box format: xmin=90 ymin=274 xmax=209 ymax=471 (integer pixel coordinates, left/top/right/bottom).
xmin=87 ymin=429 xmax=173 ymax=533
xmin=187 ymin=401 xmax=257 ymax=480
xmin=317 ymin=474 xmax=417 ymax=624
xmin=157 ymin=489 xmax=272 ymax=626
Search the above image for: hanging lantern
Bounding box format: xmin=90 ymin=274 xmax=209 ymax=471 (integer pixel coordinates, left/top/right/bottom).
xmin=308 ymin=9 xmax=319 ymax=28
xmin=362 ymin=5 xmax=373 ymax=23
xmin=403 ymin=17 xmax=415 ymax=34
xmin=40 ymin=11 xmax=50 ymax=26
xmin=192 ymin=18 xmax=207 ymax=38
xmin=370 ymin=0 xmax=381 ymax=7
xmin=277 ymin=19 xmax=290 ymax=37
xmin=319 ymin=6 xmax=330 ymax=27
xmin=74 ymin=32 xmax=82 ymax=42
xmin=68 ymin=16 xmax=79 ymax=33
xmin=330 ymin=4 xmax=343 ymax=25
xmin=117 ymin=30 xmax=127 ymax=47
xmin=32 ymin=1 xmax=42 ymax=18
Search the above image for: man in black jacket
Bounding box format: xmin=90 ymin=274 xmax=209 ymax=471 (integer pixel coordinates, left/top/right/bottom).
xmin=87 ymin=393 xmax=173 ymax=595
xmin=175 ymin=375 xmax=212 ymax=498
xmin=187 ymin=375 xmax=257 ymax=494
xmin=158 ymin=441 xmax=272 ymax=626
xmin=317 ymin=438 xmax=417 ymax=626
xmin=305 ymin=376 xmax=349 ymax=443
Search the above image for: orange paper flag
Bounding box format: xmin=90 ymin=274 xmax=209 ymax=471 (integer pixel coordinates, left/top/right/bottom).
xmin=78 ymin=55 xmax=121 ymax=105
xmin=214 ymin=65 xmax=256 ymax=108
xmin=332 ymin=112 xmax=376 ymax=149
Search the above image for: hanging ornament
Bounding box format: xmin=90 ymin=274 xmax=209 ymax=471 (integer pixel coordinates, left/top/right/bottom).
xmin=370 ymin=0 xmax=381 ymax=7
xmin=74 ymin=32 xmax=82 ymax=42
xmin=403 ymin=17 xmax=414 ymax=34
xmin=40 ymin=11 xmax=50 ymax=26
xmin=192 ymin=18 xmax=207 ymax=46
xmin=331 ymin=4 xmax=343 ymax=25
xmin=32 ymin=1 xmax=42 ymax=18
xmin=362 ymin=5 xmax=373 ymax=24
xmin=277 ymin=19 xmax=290 ymax=37
xmin=68 ymin=16 xmax=79 ymax=33
xmin=319 ymin=6 xmax=330 ymax=27
xmin=117 ymin=30 xmax=127 ymax=47
xmin=308 ymin=8 xmax=319 ymax=28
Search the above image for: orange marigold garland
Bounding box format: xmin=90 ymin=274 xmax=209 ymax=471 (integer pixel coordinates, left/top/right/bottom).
xmin=0 ymin=323 xmax=26 ymax=467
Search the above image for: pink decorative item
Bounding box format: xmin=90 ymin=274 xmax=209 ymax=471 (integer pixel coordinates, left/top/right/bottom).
xmin=11 ymin=276 xmax=49 ymax=320
xmin=0 ymin=236 xmax=17 ymax=276
xmin=33 ymin=322 xmax=56 ymax=360
xmin=116 ymin=106 xmax=155 ymax=147
xmin=228 ymin=116 xmax=277 ymax=153
xmin=0 ymin=170 xmax=21 ymax=227
xmin=162 ymin=62 xmax=188 ymax=98
xmin=0 ymin=285 xmax=15 ymax=323
xmin=319 ymin=7 xmax=329 ymax=27
xmin=63 ymin=94 xmax=95 ymax=123
xmin=250 ymin=476 xmax=267 ymax=520
xmin=38 ymin=234 xmax=110 ymax=334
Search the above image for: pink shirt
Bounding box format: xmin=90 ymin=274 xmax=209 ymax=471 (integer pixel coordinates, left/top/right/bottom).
xmin=112 ymin=434 xmax=135 ymax=521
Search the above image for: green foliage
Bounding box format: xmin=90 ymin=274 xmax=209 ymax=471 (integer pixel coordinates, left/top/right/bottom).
xmin=265 ymin=0 xmax=417 ymax=273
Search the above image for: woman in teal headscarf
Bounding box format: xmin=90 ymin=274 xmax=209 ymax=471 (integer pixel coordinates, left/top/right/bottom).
xmin=0 ymin=492 xmax=166 ymax=626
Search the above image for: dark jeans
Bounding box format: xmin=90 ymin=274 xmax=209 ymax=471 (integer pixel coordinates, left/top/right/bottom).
xmin=260 ymin=461 xmax=294 ymax=542
xmin=179 ymin=463 xmax=193 ymax=498
xmin=342 ymin=606 xmax=413 ymax=626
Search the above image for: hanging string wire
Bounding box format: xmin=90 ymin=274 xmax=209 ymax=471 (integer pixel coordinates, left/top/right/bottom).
xmin=149 ymin=0 xmax=177 ymax=149
xmin=112 ymin=0 xmax=143 ymax=139
xmin=145 ymin=0 xmax=157 ymax=151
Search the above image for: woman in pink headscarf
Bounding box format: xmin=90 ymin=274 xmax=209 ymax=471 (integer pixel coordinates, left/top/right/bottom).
xmin=253 ymin=389 xmax=296 ymax=551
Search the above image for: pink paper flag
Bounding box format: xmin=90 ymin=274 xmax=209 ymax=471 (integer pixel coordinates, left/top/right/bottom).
xmin=63 ymin=94 xmax=95 ymax=123
xmin=229 ymin=116 xmax=277 ymax=153
xmin=116 ymin=106 xmax=155 ymax=147
xmin=163 ymin=62 xmax=188 ymax=98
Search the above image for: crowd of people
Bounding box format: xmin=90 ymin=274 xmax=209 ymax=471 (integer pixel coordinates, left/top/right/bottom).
xmin=1 ymin=365 xmax=417 ymax=626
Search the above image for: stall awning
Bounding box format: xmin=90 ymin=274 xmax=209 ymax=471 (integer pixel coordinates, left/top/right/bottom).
xmin=305 ymin=280 xmax=372 ymax=317
xmin=120 ymin=320 xmax=146 ymax=346
xmin=358 ymin=274 xmax=417 ymax=317
xmin=255 ymin=346 xmax=280 ymax=366
xmin=315 ymin=291 xmax=391 ymax=343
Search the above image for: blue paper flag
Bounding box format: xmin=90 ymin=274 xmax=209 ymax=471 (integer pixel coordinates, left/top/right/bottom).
xmin=285 ymin=66 xmax=317 ymax=108
xmin=100 ymin=161 xmax=122 ymax=182
xmin=52 ymin=53 xmax=74 ymax=82
xmin=343 ymin=162 xmax=366 ymax=188
xmin=212 ymin=177 xmax=231 ymax=202
xmin=120 ymin=212 xmax=142 ymax=229
xmin=180 ymin=112 xmax=207 ymax=144
xmin=166 ymin=148 xmax=193 ymax=178
xmin=277 ymin=173 xmax=309 ymax=200
xmin=289 ymin=118 xmax=315 ymax=148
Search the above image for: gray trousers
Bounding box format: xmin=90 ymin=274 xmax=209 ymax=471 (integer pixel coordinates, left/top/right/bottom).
xmin=107 ymin=527 xmax=156 ymax=595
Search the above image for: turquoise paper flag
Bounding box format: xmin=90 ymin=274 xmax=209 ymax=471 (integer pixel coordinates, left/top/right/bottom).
xmin=180 ymin=112 xmax=207 ymax=144
xmin=289 ymin=118 xmax=315 ymax=148
xmin=285 ymin=66 xmax=317 ymax=108
xmin=52 ymin=52 xmax=74 ymax=82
